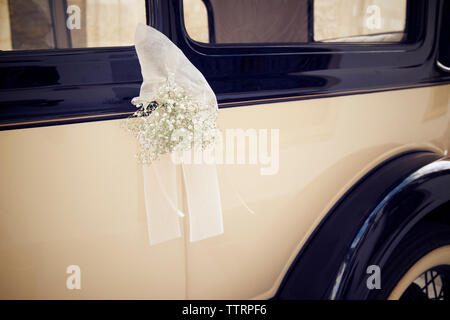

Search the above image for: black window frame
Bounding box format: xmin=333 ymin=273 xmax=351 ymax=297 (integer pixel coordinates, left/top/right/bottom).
xmin=0 ymin=0 xmax=449 ymax=131
xmin=167 ymin=0 xmax=448 ymax=105
xmin=0 ymin=0 xmax=151 ymax=130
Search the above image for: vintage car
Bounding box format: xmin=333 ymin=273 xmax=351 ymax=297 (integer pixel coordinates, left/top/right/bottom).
xmin=0 ymin=0 xmax=449 ymax=300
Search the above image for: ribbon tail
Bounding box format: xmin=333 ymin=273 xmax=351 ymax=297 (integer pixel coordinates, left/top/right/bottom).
xmin=152 ymin=164 xmax=185 ymax=218
xmin=182 ymin=153 xmax=224 ymax=242
xmin=143 ymin=154 xmax=182 ymax=245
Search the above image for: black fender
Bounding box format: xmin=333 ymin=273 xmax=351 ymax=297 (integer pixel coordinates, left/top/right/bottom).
xmin=275 ymin=150 xmax=450 ymax=299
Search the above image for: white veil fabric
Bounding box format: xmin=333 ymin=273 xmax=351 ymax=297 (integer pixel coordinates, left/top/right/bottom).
xmin=131 ymin=24 xmax=223 ymax=245
xmin=132 ymin=23 xmax=217 ymax=114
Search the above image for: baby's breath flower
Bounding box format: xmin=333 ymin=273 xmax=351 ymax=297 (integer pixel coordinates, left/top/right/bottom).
xmin=124 ymin=76 xmax=217 ymax=163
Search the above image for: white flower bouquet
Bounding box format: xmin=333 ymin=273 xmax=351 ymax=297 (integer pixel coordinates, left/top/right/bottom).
xmin=123 ymin=24 xmax=223 ymax=245
xmin=124 ymin=24 xmax=218 ymax=163
xmin=125 ymin=74 xmax=217 ymax=163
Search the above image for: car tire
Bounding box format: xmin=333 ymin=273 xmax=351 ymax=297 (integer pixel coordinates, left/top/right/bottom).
xmin=367 ymin=221 xmax=450 ymax=300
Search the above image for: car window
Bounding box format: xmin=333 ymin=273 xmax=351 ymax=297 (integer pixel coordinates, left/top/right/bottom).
xmin=0 ymin=0 xmax=146 ymax=51
xmin=314 ymin=0 xmax=407 ymax=42
xmin=183 ymin=0 xmax=408 ymax=44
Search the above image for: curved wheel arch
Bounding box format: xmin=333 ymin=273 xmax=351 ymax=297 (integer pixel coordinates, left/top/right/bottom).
xmin=275 ymin=150 xmax=450 ymax=300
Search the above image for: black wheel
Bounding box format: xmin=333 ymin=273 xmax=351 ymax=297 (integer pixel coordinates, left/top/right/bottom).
xmin=367 ymin=221 xmax=450 ymax=300
xmin=399 ymin=265 xmax=450 ymax=300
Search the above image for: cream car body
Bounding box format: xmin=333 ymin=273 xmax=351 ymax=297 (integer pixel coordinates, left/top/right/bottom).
xmin=0 ymin=0 xmax=449 ymax=299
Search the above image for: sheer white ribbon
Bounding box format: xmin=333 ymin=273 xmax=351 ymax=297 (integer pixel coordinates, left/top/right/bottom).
xmin=143 ymin=153 xmax=223 ymax=245
xmin=133 ymin=24 xmax=223 ymax=245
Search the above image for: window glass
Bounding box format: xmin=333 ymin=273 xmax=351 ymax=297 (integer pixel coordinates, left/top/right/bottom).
xmin=183 ymin=0 xmax=209 ymax=43
xmin=183 ymin=0 xmax=408 ymax=45
xmin=314 ymin=0 xmax=407 ymax=42
xmin=184 ymin=0 xmax=309 ymax=44
xmin=0 ymin=0 xmax=146 ymax=51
